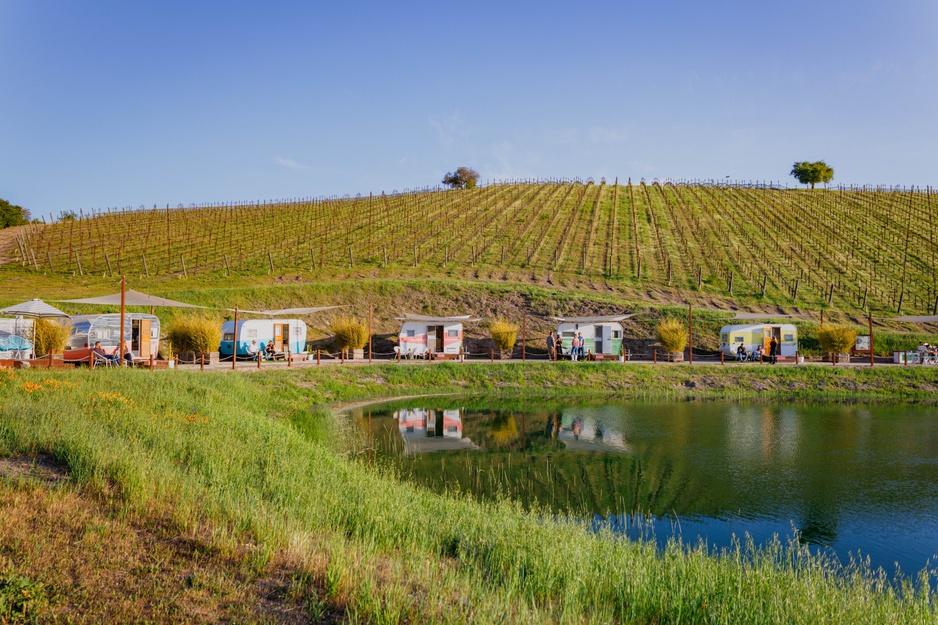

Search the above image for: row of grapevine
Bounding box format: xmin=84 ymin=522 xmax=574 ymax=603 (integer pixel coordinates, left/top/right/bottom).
xmin=11 ymin=181 xmax=938 ymax=314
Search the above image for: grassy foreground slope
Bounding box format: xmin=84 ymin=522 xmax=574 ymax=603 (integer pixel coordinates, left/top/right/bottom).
xmin=11 ymin=181 xmax=938 ymax=314
xmin=1 ymin=365 xmax=937 ymax=623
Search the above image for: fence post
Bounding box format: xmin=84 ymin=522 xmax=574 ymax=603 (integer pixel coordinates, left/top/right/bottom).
xmin=200 ymin=353 xmax=204 ymax=372
xmin=257 ymin=351 xmax=261 ymax=369
xmin=653 ymin=350 xmax=657 ymax=364
xmin=721 ymin=351 xmax=724 ymax=365
xmin=341 ymin=349 xmax=345 ymax=365
xmin=149 ymin=354 xmax=154 ymax=371
xmin=490 ymin=348 xmax=494 ymax=363
xmin=317 ymin=349 xmax=321 ymax=365
xmin=287 ymin=345 xmax=291 ymax=367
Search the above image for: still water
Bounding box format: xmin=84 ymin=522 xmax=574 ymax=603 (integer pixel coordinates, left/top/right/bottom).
xmin=348 ymin=398 xmax=938 ymax=577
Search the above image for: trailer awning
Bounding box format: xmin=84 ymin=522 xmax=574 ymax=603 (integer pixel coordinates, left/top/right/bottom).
xmin=58 ymin=290 xmax=206 ymax=308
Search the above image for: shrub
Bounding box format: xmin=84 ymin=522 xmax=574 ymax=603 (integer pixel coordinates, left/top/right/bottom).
xmin=331 ymin=316 xmax=369 ymax=350
xmin=489 ymin=318 xmax=519 ymax=352
xmin=165 ymin=315 xmax=221 ymax=354
xmin=817 ymin=324 xmax=858 ymax=354
xmin=656 ymin=318 xmax=687 ymax=353
xmin=30 ymin=318 xmax=71 ymax=355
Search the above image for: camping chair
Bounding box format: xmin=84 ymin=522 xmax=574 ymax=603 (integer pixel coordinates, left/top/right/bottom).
xmin=93 ymin=351 xmax=114 ymax=368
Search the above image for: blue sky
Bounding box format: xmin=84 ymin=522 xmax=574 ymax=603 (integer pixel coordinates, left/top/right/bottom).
xmin=2 ymin=1 xmax=936 ymax=221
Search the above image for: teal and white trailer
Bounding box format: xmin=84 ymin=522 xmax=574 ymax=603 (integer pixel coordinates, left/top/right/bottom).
xmin=719 ymin=323 xmax=798 ymax=358
xmin=554 ymin=315 xmax=635 ymax=358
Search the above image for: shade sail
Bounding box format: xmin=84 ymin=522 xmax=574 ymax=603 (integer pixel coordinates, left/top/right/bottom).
xmin=58 ymin=289 xmax=205 ymax=308
xmin=0 ymin=298 xmax=70 ymax=318
xmin=552 ymin=314 xmax=638 ymax=323
xmin=234 ymin=306 xmax=342 ymax=316
xmin=888 ymin=315 xmax=938 ymax=323
xmin=731 ymin=312 xmax=803 ymax=320
xmin=395 ymin=313 xmax=480 ymax=323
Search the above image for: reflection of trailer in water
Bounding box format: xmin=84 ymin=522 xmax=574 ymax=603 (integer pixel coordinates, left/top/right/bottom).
xmin=63 ymin=314 xmax=160 ymax=361
xmin=395 ymin=407 xmax=480 ymax=454
xmin=556 ymin=411 xmax=630 ymax=453
xmin=396 ymin=314 xmax=474 ymax=359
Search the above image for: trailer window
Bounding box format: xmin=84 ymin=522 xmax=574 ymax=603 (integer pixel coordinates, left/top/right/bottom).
xmin=613 ymin=330 xmax=621 ymax=339
xmin=223 ymin=333 xmax=234 ymax=341
xmin=721 ymin=333 xmax=729 ymax=343
xmin=783 ymin=334 xmax=795 ymax=342
xmin=562 ymin=331 xmax=575 ymax=338
xmin=406 ymin=330 xmax=415 ymax=337
xmin=734 ymin=336 xmax=744 ymax=343
xmin=246 ymin=329 xmax=258 ymax=338
xmin=448 ymin=329 xmax=459 ymax=337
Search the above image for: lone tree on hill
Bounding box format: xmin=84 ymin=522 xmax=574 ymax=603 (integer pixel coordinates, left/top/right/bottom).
xmin=0 ymin=199 xmax=30 ymax=229
xmin=790 ymin=161 xmax=834 ymax=189
xmin=442 ymin=167 xmax=480 ymax=190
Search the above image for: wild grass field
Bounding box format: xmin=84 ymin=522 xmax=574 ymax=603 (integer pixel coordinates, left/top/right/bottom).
xmin=1 ymin=365 xmax=937 ymax=624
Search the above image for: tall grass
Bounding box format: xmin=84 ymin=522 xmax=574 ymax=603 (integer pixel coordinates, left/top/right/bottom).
xmin=0 ymin=367 xmax=934 ymax=623
xmin=818 ymin=324 xmax=860 ymax=354
xmin=30 ymin=319 xmax=71 ymax=356
xmin=164 ymin=315 xmax=222 ymax=353
xmin=489 ymin=318 xmax=519 ymax=352
xmin=656 ymin=318 xmax=687 ymax=353
xmin=330 ymin=316 xmax=369 ymax=350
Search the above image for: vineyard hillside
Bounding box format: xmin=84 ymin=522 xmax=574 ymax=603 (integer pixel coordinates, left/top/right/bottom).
xmin=7 ymin=181 xmax=938 ymax=314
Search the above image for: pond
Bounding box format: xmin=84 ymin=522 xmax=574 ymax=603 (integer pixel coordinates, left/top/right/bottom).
xmin=347 ymin=398 xmax=938 ymax=578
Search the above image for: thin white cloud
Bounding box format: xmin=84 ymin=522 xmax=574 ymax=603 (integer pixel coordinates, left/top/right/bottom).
xmin=428 ymin=112 xmax=467 ymax=145
xmin=275 ymin=157 xmax=313 ymax=172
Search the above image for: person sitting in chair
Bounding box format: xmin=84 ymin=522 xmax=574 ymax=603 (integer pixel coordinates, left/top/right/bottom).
xmin=92 ymin=341 xmax=120 ymax=366
xmin=735 ymin=343 xmax=746 ymax=362
xmin=247 ymin=340 xmax=261 ymax=359
xmin=265 ymin=341 xmax=276 ymax=360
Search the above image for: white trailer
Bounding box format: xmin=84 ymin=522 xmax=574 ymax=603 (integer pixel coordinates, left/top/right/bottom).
xmin=220 ymin=318 xmax=308 ymax=359
xmin=396 ymin=314 xmax=471 ymax=359
xmin=63 ymin=313 xmax=160 ymax=360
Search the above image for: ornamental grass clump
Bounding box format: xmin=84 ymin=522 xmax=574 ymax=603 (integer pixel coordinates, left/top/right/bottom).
xmin=30 ymin=318 xmax=71 ymax=356
xmin=489 ymin=318 xmax=519 ymax=353
xmin=331 ymin=316 xmax=369 ymax=351
xmin=655 ymin=318 xmax=687 ymax=353
xmin=165 ymin=315 xmax=221 ymax=354
xmin=817 ymin=324 xmax=858 ymax=355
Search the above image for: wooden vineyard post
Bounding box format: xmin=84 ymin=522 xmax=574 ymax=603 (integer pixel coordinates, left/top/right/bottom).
xmin=309 ymin=247 xmax=315 ymax=271
xmin=383 ymin=248 xmax=388 ymax=267
xmin=180 ymin=254 xmax=188 ymax=278
xmin=232 ymin=308 xmax=239 ymax=370
xmin=268 ymin=251 xmax=275 ymax=275
xmin=104 ymin=254 xmax=113 ymax=277
xmin=521 ymin=313 xmax=526 ymax=362
xmin=142 ymin=254 xmax=150 ymax=278
xmin=761 ymin=274 xmax=767 ymax=298
xmin=224 ymin=255 xmax=231 ymax=277
xmin=688 ymin=303 xmax=693 ymax=365
xmin=349 ymin=247 xmax=354 ymax=267
xmin=75 ymin=253 xmax=83 ymax=276
xmin=47 ymin=252 xmax=54 ymax=272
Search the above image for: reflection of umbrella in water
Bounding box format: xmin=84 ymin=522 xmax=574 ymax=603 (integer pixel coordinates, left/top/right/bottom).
xmin=0 ymin=331 xmax=32 ymax=351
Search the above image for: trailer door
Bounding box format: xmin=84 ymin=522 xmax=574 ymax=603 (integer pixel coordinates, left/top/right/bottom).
xmin=273 ymin=323 xmax=284 ymax=352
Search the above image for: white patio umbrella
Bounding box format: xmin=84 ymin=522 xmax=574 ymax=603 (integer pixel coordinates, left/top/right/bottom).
xmin=0 ymin=298 xmax=70 ymax=319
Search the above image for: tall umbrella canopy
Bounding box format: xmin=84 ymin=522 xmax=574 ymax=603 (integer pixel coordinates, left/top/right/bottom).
xmin=0 ymin=298 xmax=70 ymax=319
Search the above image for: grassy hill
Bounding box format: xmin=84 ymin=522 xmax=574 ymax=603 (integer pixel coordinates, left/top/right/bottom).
xmin=9 ymin=181 xmax=938 ymax=315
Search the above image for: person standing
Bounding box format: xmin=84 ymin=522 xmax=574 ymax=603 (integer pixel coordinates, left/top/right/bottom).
xmin=577 ymin=331 xmax=586 ymax=360
xmin=546 ymin=331 xmax=556 ymax=361
xmin=570 ymin=334 xmax=580 ymax=361
xmin=769 ymin=336 xmax=778 ymax=365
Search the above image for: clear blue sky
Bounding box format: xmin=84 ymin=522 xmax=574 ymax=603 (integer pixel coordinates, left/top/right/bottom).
xmin=2 ymin=0 xmax=936 ymax=221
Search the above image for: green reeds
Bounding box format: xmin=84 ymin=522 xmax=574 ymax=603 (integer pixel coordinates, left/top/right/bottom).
xmin=0 ymin=367 xmax=934 ymax=623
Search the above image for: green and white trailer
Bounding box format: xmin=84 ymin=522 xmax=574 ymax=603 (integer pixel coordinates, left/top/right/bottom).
xmin=720 ymin=323 xmax=798 ymax=358
xmin=554 ymin=315 xmax=635 ymax=359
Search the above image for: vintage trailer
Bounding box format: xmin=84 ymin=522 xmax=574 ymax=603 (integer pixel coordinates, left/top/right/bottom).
xmin=554 ymin=315 xmax=631 ymax=358
xmin=719 ymin=323 xmax=798 ymax=358
xmin=396 ymin=314 xmax=470 ymax=358
xmin=219 ymin=318 xmax=307 ymax=359
xmin=63 ymin=313 xmax=160 ymax=361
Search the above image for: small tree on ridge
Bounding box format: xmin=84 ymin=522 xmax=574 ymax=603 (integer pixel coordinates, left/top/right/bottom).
xmin=442 ymin=167 xmax=480 ymax=190
xmin=790 ymin=161 xmax=834 ymax=189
